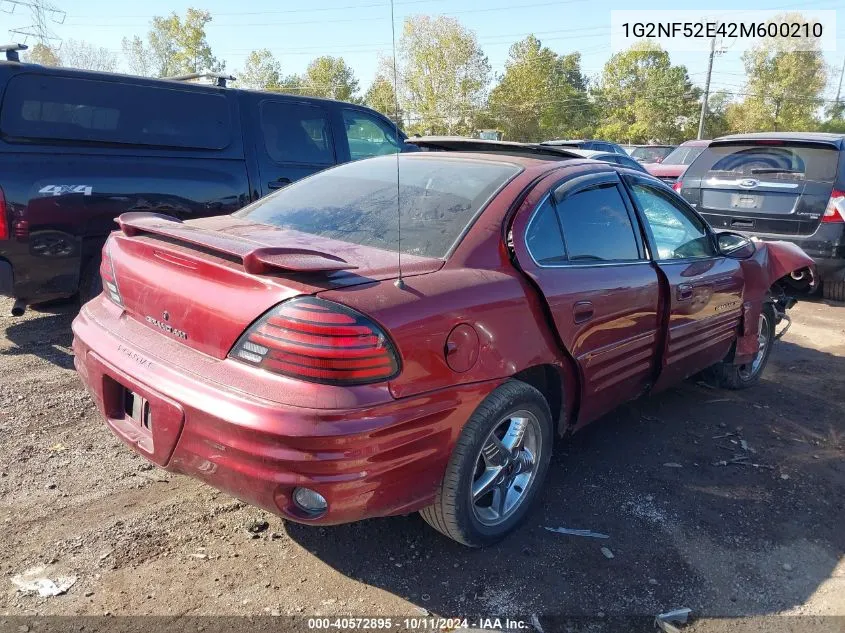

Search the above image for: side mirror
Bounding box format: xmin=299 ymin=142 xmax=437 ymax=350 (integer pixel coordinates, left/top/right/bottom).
xmin=717 ymin=231 xmax=756 ymax=259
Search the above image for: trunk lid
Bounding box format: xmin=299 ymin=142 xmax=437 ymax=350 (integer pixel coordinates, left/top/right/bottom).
xmin=108 ymin=213 xmax=442 ymax=359
xmin=681 ymin=140 xmax=840 ymax=236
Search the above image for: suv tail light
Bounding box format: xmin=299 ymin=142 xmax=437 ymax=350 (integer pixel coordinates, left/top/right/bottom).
xmin=672 ymin=181 xmax=683 ymax=193
xmin=101 ymin=240 xmax=124 ymax=306
xmin=822 ymin=189 xmax=844 ymax=223
xmin=0 ymin=186 xmax=7 ymax=240
xmin=230 ymin=297 xmax=400 ymax=386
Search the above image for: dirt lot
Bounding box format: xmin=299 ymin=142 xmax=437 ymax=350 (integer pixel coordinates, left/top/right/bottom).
xmin=0 ymin=295 xmax=843 ymax=629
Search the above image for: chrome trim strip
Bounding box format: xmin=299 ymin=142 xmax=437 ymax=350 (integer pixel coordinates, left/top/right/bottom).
xmin=704 ymin=178 xmax=799 ymax=190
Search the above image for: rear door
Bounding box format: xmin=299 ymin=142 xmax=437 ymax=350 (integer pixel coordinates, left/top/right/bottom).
xmin=511 ymin=170 xmax=661 ymax=425
xmin=680 ymin=140 xmax=840 ymax=237
xmin=623 ymin=176 xmax=745 ymax=389
xmin=250 ymin=97 xmax=337 ymax=195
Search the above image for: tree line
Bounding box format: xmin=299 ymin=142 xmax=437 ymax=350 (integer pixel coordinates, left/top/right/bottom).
xmin=25 ymin=9 xmax=845 ymax=142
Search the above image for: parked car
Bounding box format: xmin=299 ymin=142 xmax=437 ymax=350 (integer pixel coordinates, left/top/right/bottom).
xmin=644 ymin=140 xmax=710 ymax=184
xmin=72 ymin=138 xmax=813 ymax=547
xmin=541 ymin=138 xmax=629 ymax=155
xmin=676 ymin=132 xmax=845 ymax=301
xmin=565 ymin=148 xmax=649 ymax=173
xmin=628 ymin=144 xmax=677 ymax=163
xmin=0 ymin=47 xmax=412 ymax=315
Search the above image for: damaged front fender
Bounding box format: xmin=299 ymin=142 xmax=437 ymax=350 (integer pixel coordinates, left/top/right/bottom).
xmin=734 ymin=240 xmax=816 ymax=361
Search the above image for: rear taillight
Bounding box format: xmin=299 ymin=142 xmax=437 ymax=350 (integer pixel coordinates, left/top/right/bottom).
xmin=101 ymin=240 xmax=124 ymax=306
xmin=0 ymin=186 xmax=7 ymax=240
xmin=672 ymin=181 xmax=683 ymax=193
xmin=230 ymin=297 xmax=400 ymax=386
xmin=822 ymin=189 xmax=845 ymax=224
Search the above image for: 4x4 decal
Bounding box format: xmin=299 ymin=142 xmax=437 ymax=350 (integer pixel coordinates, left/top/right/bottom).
xmin=38 ymin=185 xmax=94 ymax=197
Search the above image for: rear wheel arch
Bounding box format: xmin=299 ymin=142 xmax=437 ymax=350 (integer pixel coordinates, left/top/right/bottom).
xmin=512 ymin=361 xmax=578 ymax=436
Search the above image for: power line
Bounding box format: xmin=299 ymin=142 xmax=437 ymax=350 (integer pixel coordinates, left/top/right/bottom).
xmin=1 ymin=0 xmax=65 ymax=45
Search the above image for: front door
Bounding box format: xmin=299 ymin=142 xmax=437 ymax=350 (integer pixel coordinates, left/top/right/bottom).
xmin=623 ymin=176 xmax=745 ymax=390
xmin=512 ymin=171 xmax=662 ymax=425
xmin=253 ymin=99 xmax=337 ymax=196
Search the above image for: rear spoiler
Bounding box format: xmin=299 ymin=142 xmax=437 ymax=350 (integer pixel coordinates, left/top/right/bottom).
xmin=115 ymin=212 xmax=357 ymax=274
xmin=710 ymin=137 xmax=842 ymax=149
xmin=406 ymin=136 xmax=581 ymax=160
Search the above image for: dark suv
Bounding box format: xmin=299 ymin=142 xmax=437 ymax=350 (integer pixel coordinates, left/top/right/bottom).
xmin=0 ymin=49 xmax=411 ymax=314
xmin=677 ymin=132 xmax=845 ymax=301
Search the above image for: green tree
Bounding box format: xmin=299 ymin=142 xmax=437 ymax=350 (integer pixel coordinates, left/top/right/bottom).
xmin=701 ymin=89 xmax=733 ymax=139
xmin=239 ymin=49 xmax=282 ymax=91
xmin=726 ymin=13 xmax=826 ymax=132
xmin=24 ymin=43 xmax=60 ymax=66
xmin=595 ymin=42 xmax=700 ymax=143
xmin=60 ymin=39 xmax=119 ymax=73
xmin=364 ymin=74 xmax=402 ymax=124
xmin=123 ymin=7 xmax=224 ymax=78
xmin=301 ymin=56 xmax=359 ymax=102
xmin=488 ymin=35 xmax=593 ymax=142
xmin=398 ymin=15 xmax=490 ymax=135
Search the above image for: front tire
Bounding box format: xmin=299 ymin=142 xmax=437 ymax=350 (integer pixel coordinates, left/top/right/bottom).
xmin=420 ymin=380 xmax=553 ymax=547
xmin=78 ymin=257 xmax=103 ymax=307
xmin=711 ymin=304 xmax=776 ymax=390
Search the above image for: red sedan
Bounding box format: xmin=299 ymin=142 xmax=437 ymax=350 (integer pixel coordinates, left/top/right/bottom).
xmin=72 ymin=140 xmax=813 ymax=547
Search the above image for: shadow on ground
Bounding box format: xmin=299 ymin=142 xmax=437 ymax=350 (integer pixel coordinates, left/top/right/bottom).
xmin=1 ymin=301 xmax=76 ymax=369
xmin=286 ymin=337 xmax=845 ymax=620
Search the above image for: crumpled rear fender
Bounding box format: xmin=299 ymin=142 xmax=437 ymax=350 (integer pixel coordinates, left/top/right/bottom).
xmin=734 ymin=241 xmax=815 ymax=360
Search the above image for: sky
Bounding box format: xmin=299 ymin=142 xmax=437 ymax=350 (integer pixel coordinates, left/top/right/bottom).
xmin=2 ymin=0 xmax=844 ymax=101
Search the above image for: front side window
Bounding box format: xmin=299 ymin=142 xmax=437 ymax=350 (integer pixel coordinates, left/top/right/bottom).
xmin=342 ymin=109 xmax=400 ymax=160
xmin=556 ymin=183 xmax=640 ymax=262
xmin=260 ymin=101 xmax=334 ymax=166
xmin=629 ymin=183 xmax=715 ymax=260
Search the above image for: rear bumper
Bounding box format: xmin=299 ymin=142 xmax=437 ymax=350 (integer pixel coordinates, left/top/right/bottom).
xmin=723 ymin=222 xmax=845 ymax=284
xmin=0 ymin=258 xmax=13 ymax=295
xmin=72 ymin=300 xmax=498 ymax=525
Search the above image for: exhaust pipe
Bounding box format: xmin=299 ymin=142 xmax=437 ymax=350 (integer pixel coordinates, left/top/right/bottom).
xmin=790 ymin=270 xmax=805 ymax=281
xmin=10 ymin=298 xmax=26 ymax=317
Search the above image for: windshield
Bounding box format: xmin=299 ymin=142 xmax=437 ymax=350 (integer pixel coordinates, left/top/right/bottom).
xmin=631 ymin=146 xmax=674 ymax=162
xmin=236 ymin=155 xmax=521 ymax=259
xmin=662 ymin=145 xmax=707 ymax=166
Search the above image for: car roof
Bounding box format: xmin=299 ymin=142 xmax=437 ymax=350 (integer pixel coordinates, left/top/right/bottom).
xmin=679 ymin=139 xmax=711 ymax=147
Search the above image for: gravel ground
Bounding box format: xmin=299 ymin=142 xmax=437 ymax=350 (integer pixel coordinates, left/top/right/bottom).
xmin=0 ymin=295 xmax=843 ymax=630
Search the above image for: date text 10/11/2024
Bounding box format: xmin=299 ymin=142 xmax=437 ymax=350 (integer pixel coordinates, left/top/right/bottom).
xmin=306 ymin=617 xmax=531 ymax=630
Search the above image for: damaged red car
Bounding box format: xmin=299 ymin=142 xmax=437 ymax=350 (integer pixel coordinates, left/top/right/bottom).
xmin=72 ymin=139 xmax=815 ymax=547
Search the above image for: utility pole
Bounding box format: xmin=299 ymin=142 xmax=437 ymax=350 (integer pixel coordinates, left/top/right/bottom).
xmin=697 ymin=32 xmax=717 ymax=140
xmin=836 ymin=53 xmax=845 ymax=107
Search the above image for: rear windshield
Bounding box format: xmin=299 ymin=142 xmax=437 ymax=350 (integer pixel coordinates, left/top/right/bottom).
xmin=0 ymin=74 xmax=231 ymax=149
xmin=630 ymin=146 xmax=674 ymax=162
xmin=237 ymin=155 xmax=521 ymax=258
xmin=662 ymin=145 xmax=706 ymax=166
xmin=685 ymin=143 xmax=839 ymax=182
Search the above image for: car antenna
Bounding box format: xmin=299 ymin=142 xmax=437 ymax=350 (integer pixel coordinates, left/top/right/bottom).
xmin=389 ymin=0 xmax=405 ymax=290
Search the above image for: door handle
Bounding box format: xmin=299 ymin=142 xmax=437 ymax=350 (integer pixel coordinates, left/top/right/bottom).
xmin=268 ymin=178 xmax=291 ymax=189
xmin=677 ymin=283 xmax=694 ymax=301
xmin=573 ymin=300 xmax=594 ymax=324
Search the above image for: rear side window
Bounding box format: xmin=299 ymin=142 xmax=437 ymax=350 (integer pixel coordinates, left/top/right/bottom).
xmin=260 ymin=101 xmax=334 ymax=166
xmin=526 ymin=199 xmax=566 ymax=264
xmin=237 ymin=155 xmax=520 ymax=258
xmin=686 ymin=143 xmax=839 ymax=182
xmin=662 ymin=145 xmax=706 ymax=166
xmin=556 ymin=183 xmax=640 ymax=262
xmin=1 ymin=74 xmax=230 ymax=149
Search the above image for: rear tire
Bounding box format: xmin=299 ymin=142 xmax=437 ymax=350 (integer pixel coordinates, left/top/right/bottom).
xmin=78 ymin=257 xmax=103 ymax=307
xmin=710 ymin=304 xmax=776 ymax=390
xmin=823 ymin=280 xmax=845 ymax=303
xmin=420 ymin=380 xmax=553 ymax=547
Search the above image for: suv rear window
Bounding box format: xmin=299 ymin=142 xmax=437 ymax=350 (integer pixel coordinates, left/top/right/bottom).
xmin=237 ymin=155 xmax=520 ymax=258
xmin=1 ymin=74 xmax=231 ymax=149
xmin=685 ymin=143 xmax=839 ymax=182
